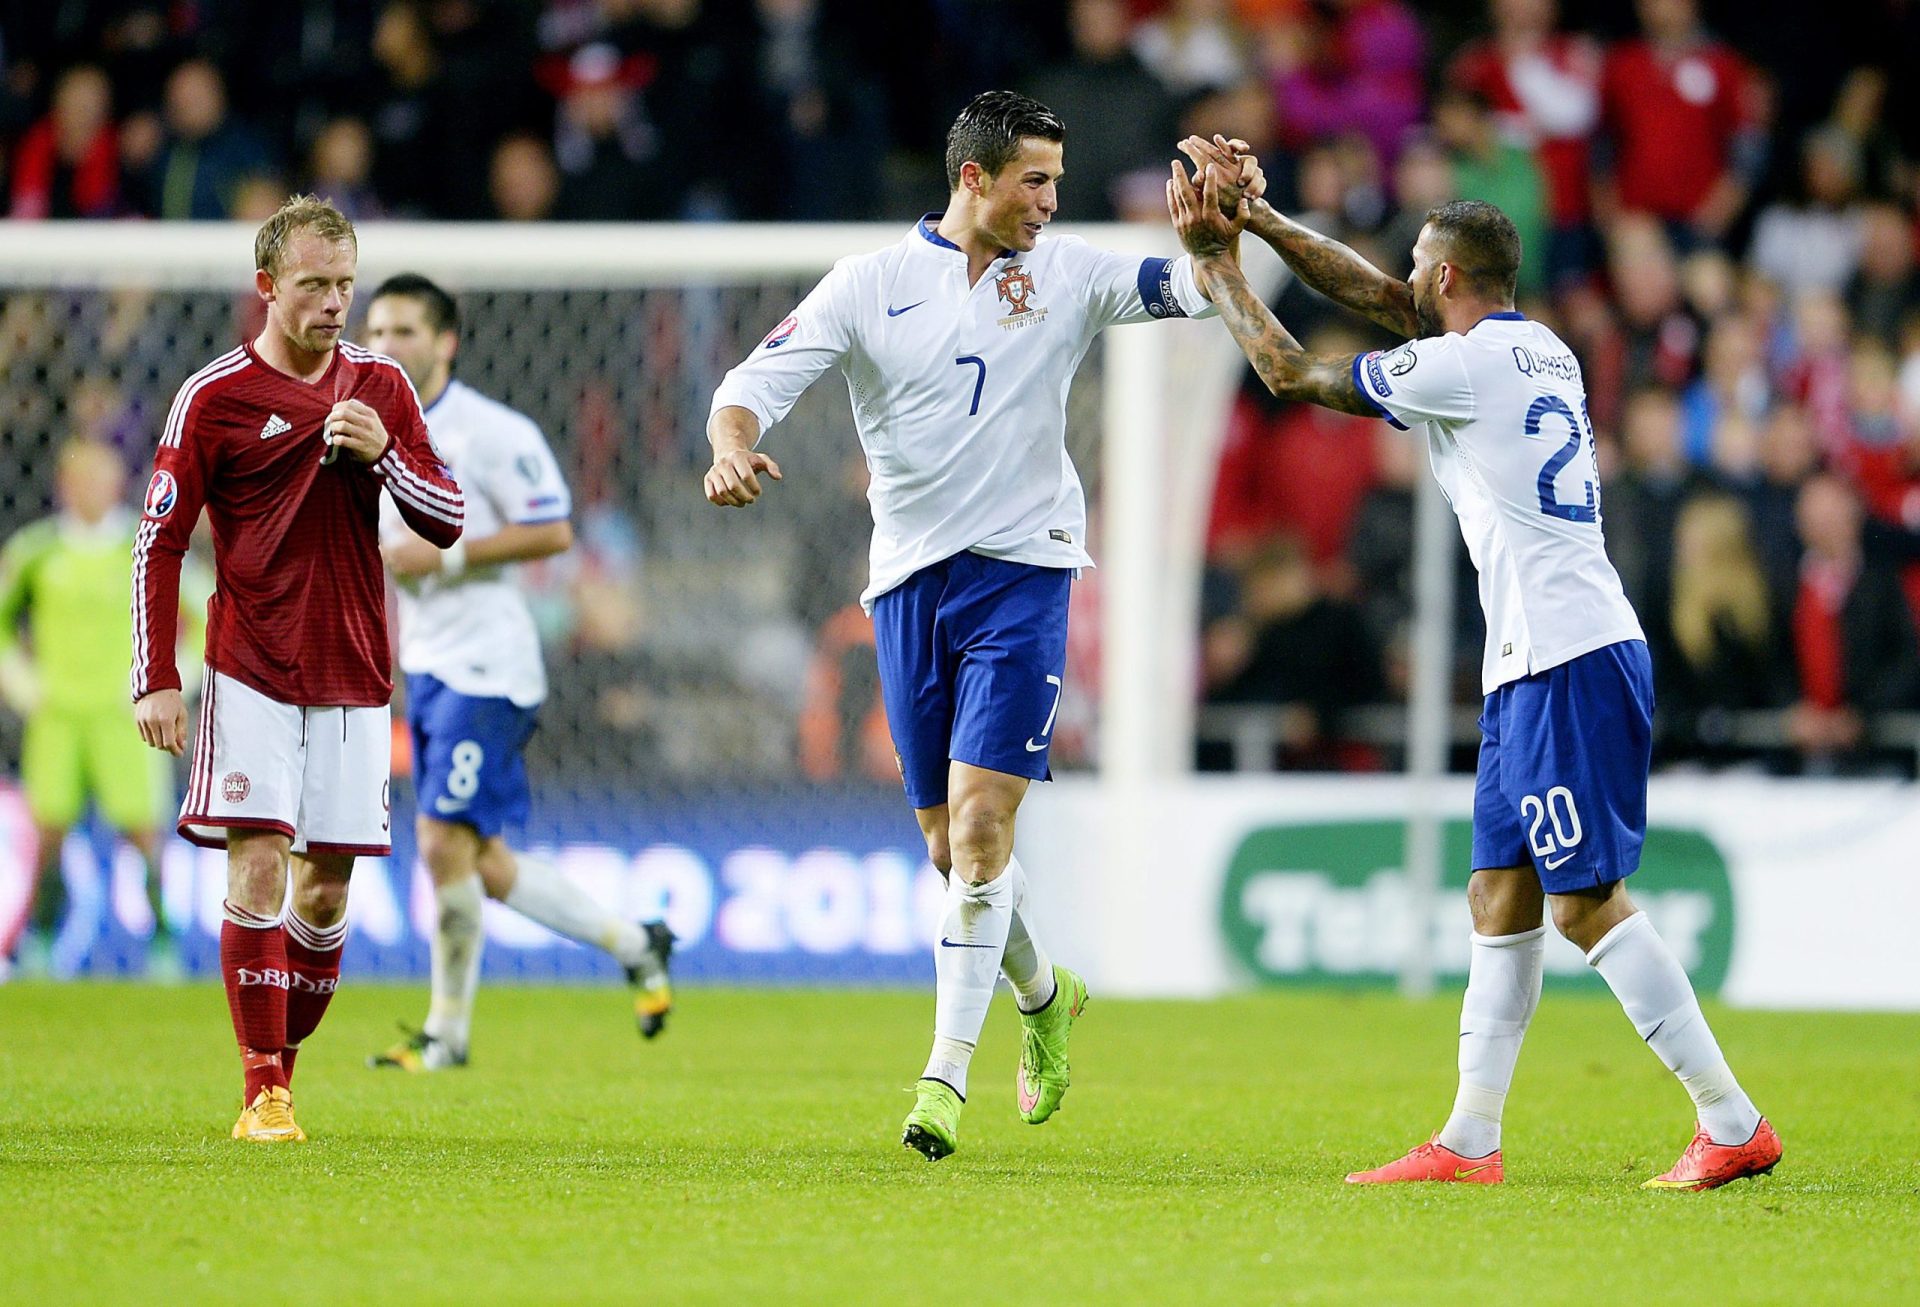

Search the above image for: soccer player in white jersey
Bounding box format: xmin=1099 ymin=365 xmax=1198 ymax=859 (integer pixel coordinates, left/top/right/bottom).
xmin=1168 ymin=145 xmax=1781 ymax=1191
xmin=705 ymin=92 xmax=1254 ymax=1160
xmin=364 ymin=274 xmax=673 ymax=1072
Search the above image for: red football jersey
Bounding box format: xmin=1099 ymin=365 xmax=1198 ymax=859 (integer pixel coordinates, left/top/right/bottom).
xmin=133 ymin=339 xmax=464 ymax=707
xmin=1601 ymin=38 xmax=1752 ymax=221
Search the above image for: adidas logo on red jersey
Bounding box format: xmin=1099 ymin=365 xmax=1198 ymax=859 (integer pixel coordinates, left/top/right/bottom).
xmin=259 ymin=413 xmax=293 ymax=440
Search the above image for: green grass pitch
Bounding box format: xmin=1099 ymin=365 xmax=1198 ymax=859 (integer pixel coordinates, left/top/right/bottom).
xmin=2 ymin=982 xmax=1916 ymax=1304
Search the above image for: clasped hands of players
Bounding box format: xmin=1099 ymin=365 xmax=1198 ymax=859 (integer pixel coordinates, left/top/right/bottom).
xmin=1169 ymin=136 xmax=1257 ymax=281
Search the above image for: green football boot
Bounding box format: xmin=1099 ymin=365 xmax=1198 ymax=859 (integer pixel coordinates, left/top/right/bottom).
xmin=901 ymin=1078 xmax=964 ymax=1161
xmin=1017 ymin=966 xmax=1088 ymax=1125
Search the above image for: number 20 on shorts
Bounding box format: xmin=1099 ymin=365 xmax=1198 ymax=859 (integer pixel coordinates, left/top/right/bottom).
xmin=1522 ymin=785 xmax=1583 ymax=865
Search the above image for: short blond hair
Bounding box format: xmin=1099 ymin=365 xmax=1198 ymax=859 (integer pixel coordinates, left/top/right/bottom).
xmin=254 ymin=194 xmax=356 ymax=278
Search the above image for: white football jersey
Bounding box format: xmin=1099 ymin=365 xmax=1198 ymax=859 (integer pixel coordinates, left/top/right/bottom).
xmin=1354 ymin=312 xmax=1645 ymax=693
xmin=710 ymin=215 xmax=1212 ymax=609
xmin=381 ymin=379 xmax=571 ymax=707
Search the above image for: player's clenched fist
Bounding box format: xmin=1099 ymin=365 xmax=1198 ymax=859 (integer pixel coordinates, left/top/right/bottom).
xmin=704 ymin=449 xmax=783 ymax=507
xmin=135 ymin=687 xmax=188 ymax=756
xmin=324 ymin=398 xmax=391 ymax=465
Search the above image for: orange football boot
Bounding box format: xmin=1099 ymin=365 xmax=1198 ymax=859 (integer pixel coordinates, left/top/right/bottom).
xmin=1345 ymin=1137 xmax=1503 ymax=1184
xmin=1643 ymin=1118 xmax=1782 ymax=1191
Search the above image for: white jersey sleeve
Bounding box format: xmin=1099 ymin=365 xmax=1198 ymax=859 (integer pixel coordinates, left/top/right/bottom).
xmin=1053 ymin=237 xmax=1214 ymax=330
xmin=474 ymin=410 xmax=571 ymax=526
xmin=709 ymin=260 xmax=856 ymax=437
xmin=1352 ymin=336 xmax=1477 ymax=430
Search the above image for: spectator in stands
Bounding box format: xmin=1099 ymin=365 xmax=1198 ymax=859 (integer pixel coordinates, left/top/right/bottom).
xmin=1605 ymin=215 xmax=1702 ymax=396
xmin=1749 ymin=128 xmax=1869 ymax=296
xmin=1778 ymin=289 xmax=1856 ymax=453
xmin=1025 ymin=0 xmax=1179 ymax=222
xmin=369 ymin=0 xmax=454 ymax=216
xmin=1824 ymin=67 xmax=1910 ymax=203
xmin=1749 ymin=403 xmax=1821 ymax=599
xmin=1132 ymin=0 xmax=1250 ymax=99
xmin=1604 ymin=385 xmax=1722 ymax=623
xmin=1680 ymin=314 xmax=1771 ymax=465
xmin=547 ymin=42 xmax=658 ymax=220
xmin=1261 ymin=0 xmax=1424 ymax=168
xmin=1447 ymin=0 xmax=1603 ymax=289
xmin=1432 ymin=87 xmax=1547 ymax=300
xmin=303 ymin=117 xmax=383 ymax=220
xmin=10 ymin=64 xmax=120 ymax=219
xmin=1599 ymin=0 xmax=1763 ymax=249
xmin=127 ymin=58 xmax=274 ymax=220
xmin=1378 ymin=135 xmax=1456 ymax=281
xmin=1200 ymin=536 xmax=1383 ymax=771
xmin=1847 ymin=202 xmax=1920 ymax=347
xmin=1787 ymin=471 xmax=1920 ymax=770
xmin=1652 ymin=494 xmax=1791 ymax=764
xmin=738 ymin=0 xmax=888 ymax=220
xmin=490 ymin=132 xmax=560 ymax=221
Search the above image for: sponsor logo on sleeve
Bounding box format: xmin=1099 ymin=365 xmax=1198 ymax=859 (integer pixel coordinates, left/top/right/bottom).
xmin=143 ymin=470 xmax=178 ymax=519
xmin=762 ymin=315 xmax=798 ymax=349
xmin=516 ymin=455 xmax=544 ymax=483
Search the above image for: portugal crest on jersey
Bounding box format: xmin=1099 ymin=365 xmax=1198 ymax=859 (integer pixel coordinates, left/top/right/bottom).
xmin=995 ymin=265 xmax=1047 ymax=330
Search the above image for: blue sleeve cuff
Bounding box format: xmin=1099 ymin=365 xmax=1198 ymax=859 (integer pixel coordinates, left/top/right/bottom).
xmin=1352 ymin=353 xmax=1408 ymax=430
xmin=1136 ymin=258 xmax=1187 ymax=320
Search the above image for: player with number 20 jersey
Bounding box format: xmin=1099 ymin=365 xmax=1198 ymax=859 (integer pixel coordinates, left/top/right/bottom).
xmin=1165 ymin=149 xmax=1779 ymax=1194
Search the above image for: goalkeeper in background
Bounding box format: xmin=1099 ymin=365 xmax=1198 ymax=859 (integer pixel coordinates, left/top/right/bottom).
xmin=0 ymin=440 xmax=204 ymax=977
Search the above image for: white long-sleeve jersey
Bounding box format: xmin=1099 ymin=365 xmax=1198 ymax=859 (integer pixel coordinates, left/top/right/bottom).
xmin=381 ymin=379 xmax=571 ymax=707
xmin=1353 ymin=312 xmax=1645 ymax=693
xmin=710 ymin=215 xmax=1212 ymax=609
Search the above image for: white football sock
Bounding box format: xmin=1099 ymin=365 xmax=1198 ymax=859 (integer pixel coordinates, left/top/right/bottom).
xmin=1587 ymin=911 xmax=1762 ymax=1145
xmin=503 ymin=853 xmax=652 ymax=970
xmin=999 ymin=857 xmax=1057 ymax=1013
xmin=923 ymin=870 xmax=1013 ymax=1099
xmin=1437 ymin=926 xmax=1545 ymax=1158
xmin=423 ymin=873 xmax=484 ymax=1053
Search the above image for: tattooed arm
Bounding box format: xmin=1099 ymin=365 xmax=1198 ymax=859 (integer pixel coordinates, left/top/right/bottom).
xmin=1196 ymin=255 xmax=1377 ymax=415
xmin=1179 ymin=133 xmax=1419 ymax=339
xmin=1166 ymin=160 xmax=1377 ymax=417
xmin=1243 ymin=201 xmax=1420 ymax=340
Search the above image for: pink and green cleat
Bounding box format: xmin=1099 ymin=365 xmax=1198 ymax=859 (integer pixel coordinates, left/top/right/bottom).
xmin=1017 ymin=966 xmax=1088 ymax=1125
xmin=1345 ymin=1137 xmax=1503 ymax=1185
xmin=1643 ymin=1118 xmax=1783 ymax=1191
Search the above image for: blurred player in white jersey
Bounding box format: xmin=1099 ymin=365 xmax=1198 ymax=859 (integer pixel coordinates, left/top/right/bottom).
xmin=706 ymin=92 xmax=1257 ymax=1160
xmin=365 ymin=274 xmax=672 ymax=1072
xmin=1169 ymin=142 xmax=1780 ymax=1191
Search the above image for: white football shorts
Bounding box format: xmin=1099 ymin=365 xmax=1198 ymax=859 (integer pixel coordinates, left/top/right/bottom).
xmin=179 ymin=668 xmax=392 ymax=856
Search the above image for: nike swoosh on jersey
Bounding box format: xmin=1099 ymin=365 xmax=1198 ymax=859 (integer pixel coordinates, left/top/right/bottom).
xmin=886 ymin=301 xmax=927 ymax=317
xmin=1025 ymin=737 xmax=1050 ymax=752
xmin=939 ymin=937 xmax=998 ymax=949
xmin=1543 ymin=851 xmax=1576 ymax=870
xmin=434 ymin=795 xmax=470 ymax=814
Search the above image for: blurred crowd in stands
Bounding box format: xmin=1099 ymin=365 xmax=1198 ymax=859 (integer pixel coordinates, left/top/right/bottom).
xmin=5 ymin=0 xmax=1920 ymax=780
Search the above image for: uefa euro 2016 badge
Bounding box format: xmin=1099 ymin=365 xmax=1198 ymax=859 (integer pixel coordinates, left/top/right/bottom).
xmin=996 ymin=265 xmax=1047 ymax=330
xmin=143 ymin=470 xmax=178 ymax=519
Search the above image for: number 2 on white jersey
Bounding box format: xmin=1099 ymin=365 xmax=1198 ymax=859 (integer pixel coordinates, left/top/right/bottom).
xmin=1529 ymin=395 xmax=1598 ymax=524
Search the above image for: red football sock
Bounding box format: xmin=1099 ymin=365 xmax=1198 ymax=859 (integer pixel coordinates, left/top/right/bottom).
xmin=281 ymin=911 xmax=346 ymax=1083
xmin=221 ymin=902 xmax=289 ymax=1102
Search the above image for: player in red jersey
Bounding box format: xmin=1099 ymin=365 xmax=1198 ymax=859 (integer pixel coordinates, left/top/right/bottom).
xmin=131 ymin=195 xmax=465 ymax=1142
